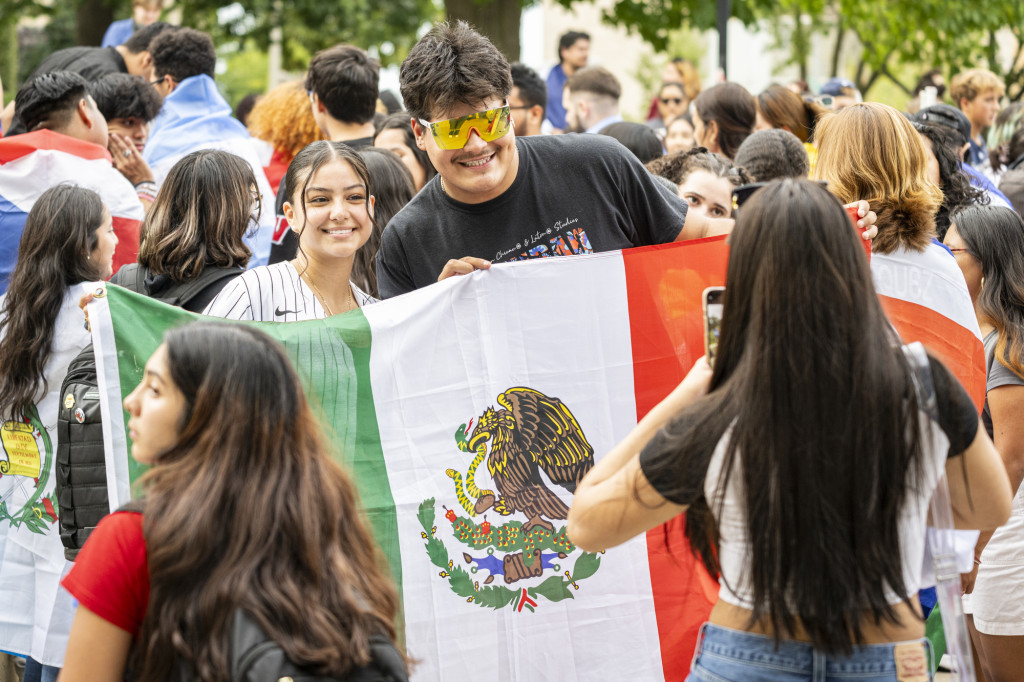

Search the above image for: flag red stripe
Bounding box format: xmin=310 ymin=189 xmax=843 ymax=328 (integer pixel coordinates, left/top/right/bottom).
xmin=111 ymin=216 xmax=141 ymax=277
xmin=0 ymin=129 xmax=110 ymax=164
xmin=623 ymin=237 xmax=728 ymax=679
xmin=878 ymin=294 xmax=986 ymax=410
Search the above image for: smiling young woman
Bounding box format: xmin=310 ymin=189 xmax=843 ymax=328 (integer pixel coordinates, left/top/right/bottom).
xmin=204 ymin=141 xmax=379 ymax=321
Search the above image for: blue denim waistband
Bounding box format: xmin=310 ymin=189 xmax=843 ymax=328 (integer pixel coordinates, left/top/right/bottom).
xmin=689 ymin=622 xmax=933 ymax=682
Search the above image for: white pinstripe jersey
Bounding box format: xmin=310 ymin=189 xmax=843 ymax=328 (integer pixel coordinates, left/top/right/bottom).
xmin=202 ymin=261 xmax=376 ymax=321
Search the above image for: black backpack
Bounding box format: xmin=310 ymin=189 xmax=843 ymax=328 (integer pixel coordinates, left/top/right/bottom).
xmin=55 ymin=265 xmax=241 ymax=559
xmin=222 ymin=610 xmax=408 ymax=682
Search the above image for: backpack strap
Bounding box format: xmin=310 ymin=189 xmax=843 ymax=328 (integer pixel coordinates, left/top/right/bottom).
xmin=160 ymin=267 xmax=243 ymax=307
xmin=109 ymin=263 xmax=149 ymax=295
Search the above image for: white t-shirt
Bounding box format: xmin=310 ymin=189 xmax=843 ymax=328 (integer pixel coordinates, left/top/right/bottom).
xmin=202 ymin=261 xmax=377 ymax=322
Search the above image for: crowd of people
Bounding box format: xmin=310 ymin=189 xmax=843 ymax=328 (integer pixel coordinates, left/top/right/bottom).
xmin=0 ymin=7 xmax=1023 ymax=682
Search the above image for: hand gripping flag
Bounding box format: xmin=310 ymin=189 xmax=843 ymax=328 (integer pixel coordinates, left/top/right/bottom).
xmin=0 ymin=130 xmax=143 ymax=293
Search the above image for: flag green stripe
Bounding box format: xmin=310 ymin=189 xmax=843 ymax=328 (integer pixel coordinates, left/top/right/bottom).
xmin=106 ymin=285 xmax=403 ymax=599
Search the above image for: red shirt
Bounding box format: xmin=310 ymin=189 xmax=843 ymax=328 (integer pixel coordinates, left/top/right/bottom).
xmin=62 ymin=511 xmax=149 ymax=636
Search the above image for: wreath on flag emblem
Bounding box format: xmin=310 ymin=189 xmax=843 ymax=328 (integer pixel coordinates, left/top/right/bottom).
xmin=418 ymin=387 xmax=602 ymax=612
xmin=0 ymin=404 xmax=58 ymax=534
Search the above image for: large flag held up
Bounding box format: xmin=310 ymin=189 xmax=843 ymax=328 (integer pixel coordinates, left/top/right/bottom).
xmin=71 ymin=237 xmax=984 ymax=679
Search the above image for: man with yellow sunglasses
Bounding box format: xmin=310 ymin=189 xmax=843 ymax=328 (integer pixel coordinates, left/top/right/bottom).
xmin=375 ymin=21 xmax=734 ymax=300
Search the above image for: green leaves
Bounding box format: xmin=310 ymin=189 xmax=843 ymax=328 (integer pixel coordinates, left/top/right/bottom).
xmin=571 ymin=552 xmax=601 ymax=581
xmin=528 ymin=575 xmax=574 ymax=602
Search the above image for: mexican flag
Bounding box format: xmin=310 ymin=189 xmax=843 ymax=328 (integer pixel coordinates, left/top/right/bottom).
xmin=84 ymin=237 xmax=984 ymax=680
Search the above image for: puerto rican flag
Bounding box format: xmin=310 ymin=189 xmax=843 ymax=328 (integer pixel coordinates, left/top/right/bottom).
xmin=0 ymin=130 xmax=143 ymax=293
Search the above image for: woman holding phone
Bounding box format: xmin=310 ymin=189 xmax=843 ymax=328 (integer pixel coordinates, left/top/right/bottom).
xmin=567 ymin=179 xmax=1012 ymax=681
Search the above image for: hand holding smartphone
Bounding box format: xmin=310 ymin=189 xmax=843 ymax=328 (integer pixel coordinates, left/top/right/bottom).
xmin=703 ymin=286 xmax=724 ymax=367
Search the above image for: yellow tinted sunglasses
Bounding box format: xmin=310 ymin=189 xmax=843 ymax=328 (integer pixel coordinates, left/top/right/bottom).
xmin=418 ymin=104 xmax=512 ymax=150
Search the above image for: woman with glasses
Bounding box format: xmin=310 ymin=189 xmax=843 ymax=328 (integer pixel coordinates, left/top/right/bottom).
xmin=944 ymin=205 xmax=1024 ymax=682
xmin=647 ymin=82 xmax=690 ymax=138
xmin=567 ymin=178 xmax=1012 ymax=682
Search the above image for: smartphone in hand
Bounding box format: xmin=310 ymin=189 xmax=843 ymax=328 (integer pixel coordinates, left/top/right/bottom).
xmin=703 ymin=286 xmax=725 ymax=366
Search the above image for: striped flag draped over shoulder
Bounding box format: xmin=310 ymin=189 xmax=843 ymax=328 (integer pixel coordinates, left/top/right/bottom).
xmin=0 ymin=130 xmax=143 ymax=293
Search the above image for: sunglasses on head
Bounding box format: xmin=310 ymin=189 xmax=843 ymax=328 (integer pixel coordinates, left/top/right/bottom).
xmin=417 ymin=104 xmax=513 ymax=150
xmin=660 ymin=97 xmax=684 ymax=105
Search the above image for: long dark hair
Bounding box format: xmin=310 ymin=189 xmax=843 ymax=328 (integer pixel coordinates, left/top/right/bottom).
xmin=374 ymin=112 xmax=437 ymax=184
xmin=912 ymin=121 xmax=987 ymax=240
xmin=138 ymin=149 xmax=253 ymax=281
xmin=694 ymin=82 xmax=756 ymax=160
xmin=132 ymin=322 xmax=402 ymax=681
xmin=642 ymin=179 xmax=928 ymax=654
xmin=951 ymin=205 xmax=1024 ymax=379
xmin=0 ymin=185 xmax=106 ymax=419
xmin=284 ymin=141 xmax=377 ymax=277
xmin=351 ymin=147 xmax=415 ymax=298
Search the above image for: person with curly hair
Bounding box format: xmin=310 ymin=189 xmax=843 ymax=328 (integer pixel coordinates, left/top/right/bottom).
xmin=88 ymin=73 xmax=163 ymax=208
xmin=246 ymin=81 xmax=326 ymax=194
xmin=912 ymin=120 xmax=988 ymax=240
xmin=646 ymin=147 xmax=750 ymax=218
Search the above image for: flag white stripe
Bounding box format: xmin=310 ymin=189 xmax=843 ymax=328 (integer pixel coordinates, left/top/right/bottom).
xmin=871 ymin=244 xmax=982 ymax=339
xmin=0 ymin=149 xmax=143 ymax=219
xmin=365 ymin=252 xmax=666 ymax=681
xmin=86 ymin=283 xmax=131 ymax=510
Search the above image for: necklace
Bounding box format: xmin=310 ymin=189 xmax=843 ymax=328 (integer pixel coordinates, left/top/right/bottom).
xmin=440 ymin=175 xmax=448 ymax=196
xmin=301 ymin=270 xmax=354 ymax=317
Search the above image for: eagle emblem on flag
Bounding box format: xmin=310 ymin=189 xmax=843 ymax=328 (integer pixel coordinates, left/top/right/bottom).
xmin=418 ymin=387 xmax=601 ymax=612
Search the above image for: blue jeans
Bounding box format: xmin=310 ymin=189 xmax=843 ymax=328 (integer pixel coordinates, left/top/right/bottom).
xmin=687 ymin=623 xmax=933 ymax=682
xmin=23 ymin=657 xmax=60 ymax=682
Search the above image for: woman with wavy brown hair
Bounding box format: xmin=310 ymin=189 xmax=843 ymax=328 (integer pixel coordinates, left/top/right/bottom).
xmin=0 ymin=184 xmax=116 ymax=678
xmin=755 ymin=84 xmax=825 ymax=172
xmin=59 ymin=322 xmax=406 ymax=681
xmin=125 ymin=148 xmax=254 ymax=310
xmin=813 ymin=102 xmax=944 ymax=255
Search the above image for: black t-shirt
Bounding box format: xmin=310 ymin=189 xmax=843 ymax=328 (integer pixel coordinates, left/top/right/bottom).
xmin=7 ymin=48 xmax=129 ymax=136
xmin=374 ymin=133 xmax=688 ymax=299
xmin=267 ymin=135 xmax=375 ymax=265
xmin=640 ymin=354 xmax=980 ymax=506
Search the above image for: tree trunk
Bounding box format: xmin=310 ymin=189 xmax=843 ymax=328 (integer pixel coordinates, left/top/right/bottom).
xmin=76 ymin=0 xmax=115 ymax=47
xmin=445 ymin=0 xmax=522 ymax=62
xmin=829 ymin=17 xmax=844 ymax=78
